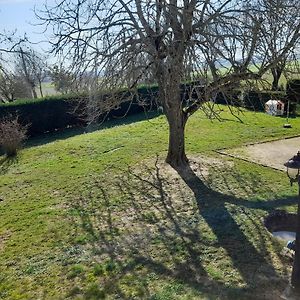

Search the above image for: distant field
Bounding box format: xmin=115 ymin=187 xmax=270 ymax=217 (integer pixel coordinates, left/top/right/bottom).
xmin=31 ymin=64 xmax=300 ymax=100
xmin=36 ymin=82 xmax=58 ymax=97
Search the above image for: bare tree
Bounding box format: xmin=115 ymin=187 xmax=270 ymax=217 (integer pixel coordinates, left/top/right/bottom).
xmin=0 ymin=66 xmax=31 ymax=102
xmin=37 ymin=0 xmax=300 ymax=168
xmin=0 ymin=31 xmax=49 ymax=98
xmin=257 ymin=0 xmax=300 ymax=90
xmin=0 ymin=33 xmax=39 ymax=101
xmin=50 ymin=64 xmax=74 ymax=94
xmin=0 ymin=67 xmax=18 ymax=102
xmin=49 ymin=63 xmax=92 ymax=94
xmin=14 ymin=46 xmax=47 ymax=99
xmin=0 ymin=31 xmax=27 ymax=55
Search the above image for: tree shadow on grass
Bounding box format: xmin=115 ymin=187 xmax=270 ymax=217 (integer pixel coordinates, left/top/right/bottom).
xmin=176 ymin=164 xmax=294 ymax=283
xmin=66 ymin=158 xmax=294 ymax=299
xmin=0 ymin=155 xmax=18 ymax=175
xmin=25 ymin=111 xmax=160 ymax=149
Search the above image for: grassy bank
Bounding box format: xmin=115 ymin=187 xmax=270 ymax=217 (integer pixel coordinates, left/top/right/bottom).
xmin=1 ymin=107 xmax=300 ymax=299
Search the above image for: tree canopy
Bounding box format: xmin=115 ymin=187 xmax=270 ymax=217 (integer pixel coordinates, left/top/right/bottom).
xmin=38 ymin=0 xmax=300 ymax=167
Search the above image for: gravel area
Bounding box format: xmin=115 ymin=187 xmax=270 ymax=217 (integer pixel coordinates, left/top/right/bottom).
xmin=222 ymin=136 xmax=300 ymax=171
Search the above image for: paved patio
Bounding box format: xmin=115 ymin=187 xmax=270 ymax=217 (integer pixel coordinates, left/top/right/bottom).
xmin=221 ymin=136 xmax=300 ymax=171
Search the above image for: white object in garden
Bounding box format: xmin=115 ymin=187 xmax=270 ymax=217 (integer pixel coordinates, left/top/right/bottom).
xmin=265 ymin=99 xmax=284 ymax=116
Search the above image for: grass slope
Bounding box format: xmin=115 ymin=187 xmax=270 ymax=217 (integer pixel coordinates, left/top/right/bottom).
xmin=1 ymin=107 xmax=300 ymax=299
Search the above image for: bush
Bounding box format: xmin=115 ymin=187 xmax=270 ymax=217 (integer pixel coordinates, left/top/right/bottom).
xmin=0 ymin=94 xmax=87 ymax=137
xmin=243 ymin=90 xmax=286 ymax=111
xmin=0 ymin=116 xmax=28 ymax=156
xmin=287 ymin=79 xmax=300 ymax=103
xmin=0 ymin=87 xmax=159 ymax=138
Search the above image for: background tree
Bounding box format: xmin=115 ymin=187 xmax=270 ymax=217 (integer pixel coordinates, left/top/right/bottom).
xmin=50 ymin=63 xmax=92 ymax=94
xmin=38 ymin=0 xmax=300 ymax=168
xmin=50 ymin=64 xmax=74 ymax=94
xmin=258 ymin=0 xmax=300 ymax=90
xmin=0 ymin=32 xmax=38 ymax=101
xmin=0 ymin=31 xmax=26 ymax=56
xmin=14 ymin=46 xmax=47 ymax=99
xmin=0 ymin=66 xmax=31 ymax=102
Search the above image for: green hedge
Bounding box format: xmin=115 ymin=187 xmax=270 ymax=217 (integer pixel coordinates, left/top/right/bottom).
xmin=0 ymin=95 xmax=86 ymax=136
xmin=214 ymin=90 xmax=242 ymax=106
xmin=2 ymin=83 xmax=293 ymax=138
xmin=287 ymin=79 xmax=300 ymax=103
xmin=243 ymin=90 xmax=286 ymax=111
xmin=0 ymin=87 xmax=159 ymax=137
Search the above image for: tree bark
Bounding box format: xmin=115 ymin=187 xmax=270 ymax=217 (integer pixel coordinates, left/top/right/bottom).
xmin=271 ymin=67 xmax=283 ymax=91
xmin=156 ymin=62 xmax=189 ymax=169
xmin=31 ymin=86 xmax=38 ymax=99
xmin=20 ymin=48 xmax=38 ymax=99
xmin=165 ymin=107 xmax=188 ymax=168
xmin=38 ymin=79 xmax=43 ymax=98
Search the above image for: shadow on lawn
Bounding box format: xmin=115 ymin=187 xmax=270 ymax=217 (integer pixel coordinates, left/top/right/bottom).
xmin=67 ymin=159 xmax=295 ymax=299
xmin=25 ymin=111 xmax=160 ymax=149
xmin=0 ymin=155 xmax=18 ymax=175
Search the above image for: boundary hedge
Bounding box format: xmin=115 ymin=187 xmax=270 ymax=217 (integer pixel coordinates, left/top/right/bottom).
xmin=2 ymin=80 xmax=298 ymax=138
xmin=243 ymin=90 xmax=286 ymax=111
xmin=0 ymin=86 xmax=159 ymax=137
xmin=287 ymin=79 xmax=300 ymax=103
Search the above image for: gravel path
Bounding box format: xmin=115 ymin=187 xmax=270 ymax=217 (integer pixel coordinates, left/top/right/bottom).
xmin=222 ymin=136 xmax=300 ymax=171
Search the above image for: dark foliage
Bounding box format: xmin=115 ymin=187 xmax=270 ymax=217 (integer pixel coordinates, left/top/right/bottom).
xmin=243 ymin=90 xmax=286 ymax=111
xmin=287 ymin=79 xmax=300 ymax=104
xmin=0 ymin=86 xmax=159 ymax=137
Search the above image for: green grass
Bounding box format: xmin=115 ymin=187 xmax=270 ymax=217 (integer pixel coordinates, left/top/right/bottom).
xmin=1 ymin=106 xmax=300 ymax=299
xmin=39 ymin=82 xmax=59 ymax=97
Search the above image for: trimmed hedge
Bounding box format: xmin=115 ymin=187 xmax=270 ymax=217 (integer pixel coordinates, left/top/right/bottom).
xmin=0 ymin=96 xmax=86 ymax=136
xmin=102 ymin=86 xmax=159 ymax=119
xmin=287 ymin=79 xmax=300 ymax=103
xmin=214 ymin=90 xmax=242 ymax=106
xmin=243 ymin=90 xmax=286 ymax=111
xmin=0 ymin=86 xmax=159 ymax=137
xmin=2 ymin=81 xmax=295 ymax=138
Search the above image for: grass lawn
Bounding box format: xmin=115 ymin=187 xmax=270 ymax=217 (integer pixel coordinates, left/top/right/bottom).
xmin=1 ymin=106 xmax=300 ymax=299
xmin=36 ymin=82 xmax=59 ymax=97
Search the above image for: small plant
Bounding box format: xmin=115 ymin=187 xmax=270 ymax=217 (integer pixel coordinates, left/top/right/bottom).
xmin=0 ymin=116 xmax=28 ymax=157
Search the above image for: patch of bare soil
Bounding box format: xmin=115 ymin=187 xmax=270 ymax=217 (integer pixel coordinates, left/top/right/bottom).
xmin=152 ymin=155 xmax=234 ymax=181
xmin=222 ymin=136 xmax=300 ymax=171
xmin=69 ymin=155 xmax=235 ymax=260
xmin=66 ymin=155 xmax=288 ymax=299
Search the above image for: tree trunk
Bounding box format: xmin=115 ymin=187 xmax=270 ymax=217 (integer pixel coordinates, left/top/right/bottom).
xmin=291 ymin=183 xmax=300 ymax=292
xmin=165 ymin=107 xmax=188 ymax=168
xmin=31 ymin=86 xmax=38 ymax=99
xmin=271 ymin=67 xmax=283 ymax=91
xmin=39 ymin=80 xmax=43 ymax=98
xmin=20 ymin=48 xmax=38 ymax=99
xmin=155 ymin=54 xmax=188 ymax=169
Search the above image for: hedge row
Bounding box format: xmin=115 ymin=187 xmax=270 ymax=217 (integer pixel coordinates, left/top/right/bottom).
xmin=1 ymin=79 xmax=299 ymax=137
xmin=287 ymin=79 xmax=300 ymax=103
xmin=0 ymin=83 xmax=198 ymax=137
xmin=0 ymin=86 xmax=159 ymax=137
xmin=242 ymin=90 xmax=287 ymax=111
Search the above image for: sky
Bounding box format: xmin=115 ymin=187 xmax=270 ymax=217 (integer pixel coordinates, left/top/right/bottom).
xmin=0 ymin=0 xmax=54 ymax=52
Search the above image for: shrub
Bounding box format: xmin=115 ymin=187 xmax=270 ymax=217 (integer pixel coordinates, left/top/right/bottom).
xmin=0 ymin=95 xmax=86 ymax=137
xmin=287 ymin=79 xmax=300 ymax=103
xmin=243 ymin=90 xmax=286 ymax=111
xmin=0 ymin=87 xmax=159 ymax=137
xmin=0 ymin=116 xmax=28 ymax=157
